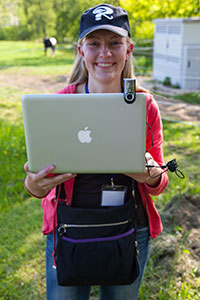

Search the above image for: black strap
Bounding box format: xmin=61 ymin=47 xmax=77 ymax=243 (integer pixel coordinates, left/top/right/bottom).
xmin=56 ymin=183 xmax=66 ymax=200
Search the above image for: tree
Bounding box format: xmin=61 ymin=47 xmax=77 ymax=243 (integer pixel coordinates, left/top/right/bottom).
xmin=120 ymin=0 xmax=200 ymax=39
xmin=21 ymin=0 xmax=56 ymax=38
xmin=0 ymin=0 xmax=199 ymax=40
xmin=55 ymin=0 xmax=122 ymax=42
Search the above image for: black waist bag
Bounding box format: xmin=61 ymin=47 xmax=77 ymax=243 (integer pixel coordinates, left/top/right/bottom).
xmin=55 ymin=199 xmax=140 ymax=286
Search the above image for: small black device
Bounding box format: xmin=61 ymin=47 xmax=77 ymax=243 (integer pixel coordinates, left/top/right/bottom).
xmin=123 ymin=78 xmax=136 ymax=104
xmin=145 ymin=159 xmax=185 ymax=179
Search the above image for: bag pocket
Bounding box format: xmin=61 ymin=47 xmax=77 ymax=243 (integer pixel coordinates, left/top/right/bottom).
xmin=55 ymin=200 xmax=140 ymax=286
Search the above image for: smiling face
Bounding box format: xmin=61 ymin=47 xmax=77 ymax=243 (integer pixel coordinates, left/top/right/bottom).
xmin=78 ymin=30 xmax=133 ymax=92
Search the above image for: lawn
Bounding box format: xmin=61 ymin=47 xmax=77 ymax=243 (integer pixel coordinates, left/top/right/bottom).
xmin=174 ymin=93 xmax=200 ymax=105
xmin=0 ymin=41 xmax=199 ymax=299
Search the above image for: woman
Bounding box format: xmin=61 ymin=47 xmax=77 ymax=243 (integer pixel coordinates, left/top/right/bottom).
xmin=24 ymin=4 xmax=168 ymax=300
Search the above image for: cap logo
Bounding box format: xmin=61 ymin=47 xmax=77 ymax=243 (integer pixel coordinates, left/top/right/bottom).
xmin=92 ymin=6 xmax=114 ymax=21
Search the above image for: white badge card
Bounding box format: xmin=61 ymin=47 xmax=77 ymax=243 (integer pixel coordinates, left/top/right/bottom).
xmin=101 ymin=185 xmax=127 ymax=207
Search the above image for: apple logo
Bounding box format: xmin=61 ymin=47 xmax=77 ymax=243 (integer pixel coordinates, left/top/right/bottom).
xmin=77 ymin=127 xmax=92 ymax=143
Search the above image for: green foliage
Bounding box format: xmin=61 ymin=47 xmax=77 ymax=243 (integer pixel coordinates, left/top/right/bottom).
xmin=56 ymin=0 xmax=121 ymax=42
xmin=133 ymin=55 xmax=152 ymax=75
xmin=22 ymin=0 xmax=56 ymax=38
xmin=0 ymin=0 xmax=122 ymax=42
xmin=0 ymin=25 xmax=33 ymax=41
xmin=121 ymin=0 xmax=200 ymax=38
xmin=134 ymin=21 xmax=155 ymax=39
xmin=163 ymin=76 xmax=172 ymax=86
xmin=56 ymin=0 xmax=82 ymax=42
xmin=0 ymin=0 xmax=199 ymax=41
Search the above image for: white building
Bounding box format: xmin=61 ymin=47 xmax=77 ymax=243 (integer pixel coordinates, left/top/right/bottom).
xmin=153 ymin=18 xmax=200 ymax=90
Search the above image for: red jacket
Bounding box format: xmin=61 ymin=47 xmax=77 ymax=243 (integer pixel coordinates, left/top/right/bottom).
xmin=41 ymin=84 xmax=168 ymax=239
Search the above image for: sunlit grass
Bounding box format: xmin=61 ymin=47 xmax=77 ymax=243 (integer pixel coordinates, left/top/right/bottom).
xmin=0 ymin=40 xmax=74 ymax=69
xmin=0 ymin=86 xmax=22 ymax=121
xmin=150 ymin=120 xmax=200 ymax=208
xmin=0 ymin=119 xmax=27 ymax=211
xmin=0 ymin=198 xmax=46 ymax=300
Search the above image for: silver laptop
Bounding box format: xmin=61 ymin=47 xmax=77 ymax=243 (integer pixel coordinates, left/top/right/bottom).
xmin=22 ymin=93 xmax=146 ymax=173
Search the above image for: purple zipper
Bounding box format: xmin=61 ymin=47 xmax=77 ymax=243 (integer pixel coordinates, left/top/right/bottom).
xmin=61 ymin=228 xmax=134 ymax=244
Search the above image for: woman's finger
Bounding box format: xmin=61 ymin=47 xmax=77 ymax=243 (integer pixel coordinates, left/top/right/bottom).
xmin=37 ymin=173 xmax=77 ymax=191
xmin=145 ymin=152 xmax=153 ymax=163
xmin=45 ymin=173 xmax=77 ymax=188
xmin=34 ymin=165 xmax=56 ymax=180
xmin=24 ymin=161 xmax=29 ymax=173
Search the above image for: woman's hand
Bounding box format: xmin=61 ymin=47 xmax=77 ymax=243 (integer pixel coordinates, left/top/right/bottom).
xmin=125 ymin=152 xmax=162 ymax=187
xmin=24 ymin=162 xmax=76 ymax=198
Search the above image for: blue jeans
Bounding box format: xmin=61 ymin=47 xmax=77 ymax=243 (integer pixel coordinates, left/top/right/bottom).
xmin=46 ymin=227 xmax=150 ymax=300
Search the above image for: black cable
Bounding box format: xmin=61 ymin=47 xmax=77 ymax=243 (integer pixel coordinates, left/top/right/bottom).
xmin=145 ymin=159 xmax=185 ymax=179
xmin=145 ymin=123 xmax=185 ymax=179
xmin=145 ymin=122 xmax=154 ymax=152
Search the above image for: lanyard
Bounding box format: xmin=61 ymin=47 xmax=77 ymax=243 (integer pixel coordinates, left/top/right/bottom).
xmin=110 ymin=174 xmax=115 ymax=188
xmin=85 ymin=81 xmax=89 ymax=94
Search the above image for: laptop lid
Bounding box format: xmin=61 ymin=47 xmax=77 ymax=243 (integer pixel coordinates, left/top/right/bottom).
xmin=22 ymin=93 xmax=146 ymax=173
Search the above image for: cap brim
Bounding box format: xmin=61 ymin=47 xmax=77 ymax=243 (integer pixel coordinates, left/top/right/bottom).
xmin=79 ymin=24 xmax=128 ymax=38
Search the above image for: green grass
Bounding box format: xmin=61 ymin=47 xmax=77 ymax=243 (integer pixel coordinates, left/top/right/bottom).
xmin=0 ymin=40 xmax=74 ymax=76
xmin=174 ymin=93 xmax=200 ymax=105
xmin=0 ymin=119 xmax=27 ymax=212
xmin=157 ymin=120 xmax=200 ymax=208
xmin=0 ymin=41 xmax=74 ymax=67
xmin=139 ymin=227 xmax=200 ymax=300
xmin=0 ymin=41 xmax=200 ymax=299
xmin=0 ymin=198 xmax=46 ymax=300
xmin=151 ymin=82 xmax=200 ymax=106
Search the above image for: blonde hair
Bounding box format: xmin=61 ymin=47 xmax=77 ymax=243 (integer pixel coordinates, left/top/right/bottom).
xmin=68 ymin=36 xmax=147 ymax=93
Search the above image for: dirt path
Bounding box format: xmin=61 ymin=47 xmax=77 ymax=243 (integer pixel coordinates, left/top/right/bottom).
xmin=138 ymin=76 xmax=200 ymax=124
xmin=1 ymin=71 xmax=199 ymax=123
xmin=152 ymin=95 xmax=200 ymax=123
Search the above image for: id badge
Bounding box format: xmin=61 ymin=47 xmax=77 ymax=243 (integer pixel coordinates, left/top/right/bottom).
xmin=101 ymin=185 xmax=127 ymax=207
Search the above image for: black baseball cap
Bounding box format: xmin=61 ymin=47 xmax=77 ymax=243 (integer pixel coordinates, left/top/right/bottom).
xmin=79 ymin=3 xmax=131 ymax=39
